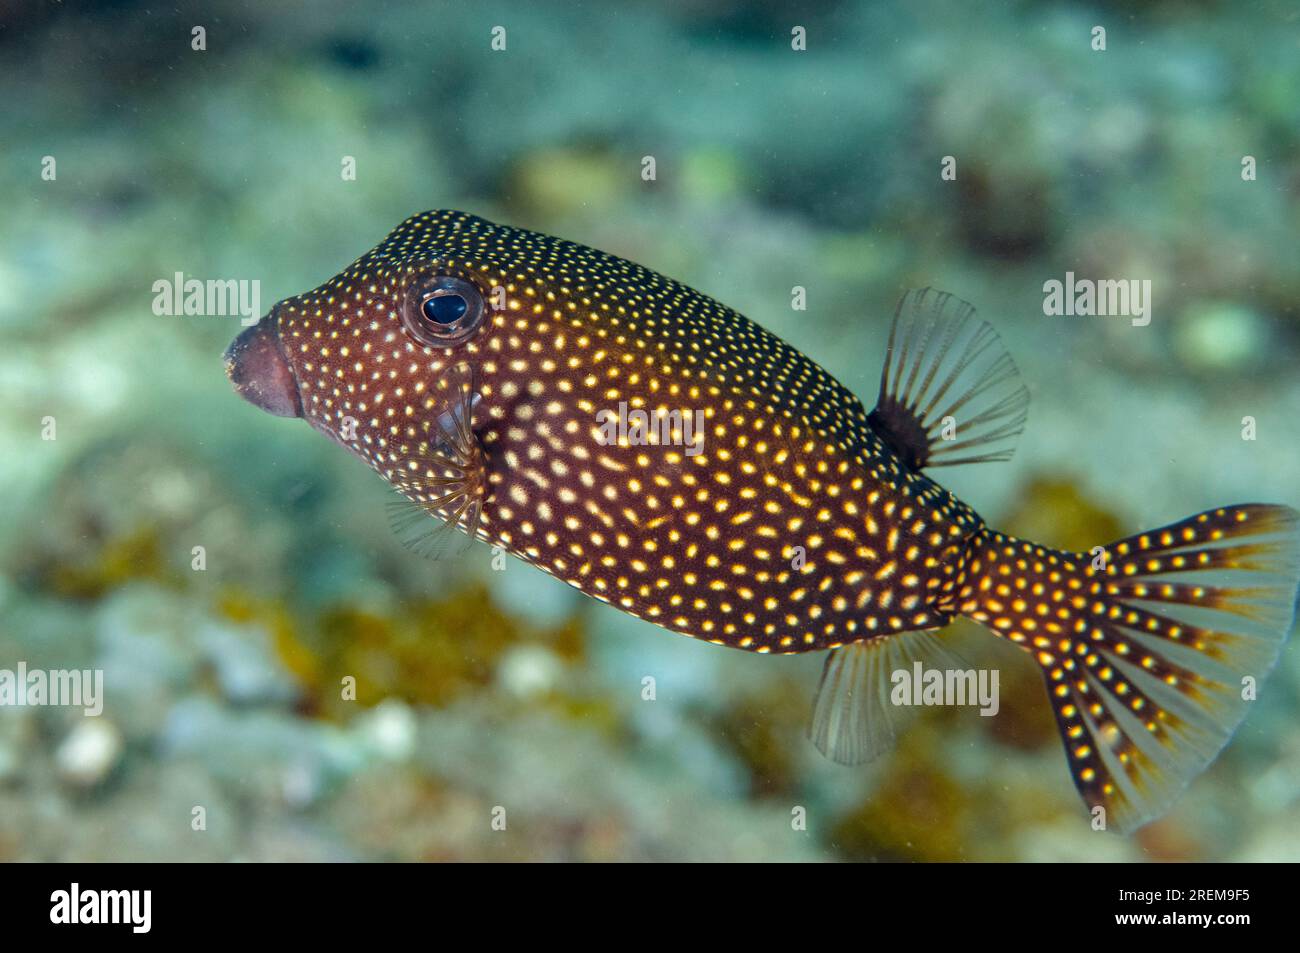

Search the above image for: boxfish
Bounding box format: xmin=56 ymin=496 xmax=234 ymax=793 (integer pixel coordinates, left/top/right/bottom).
xmin=226 ymin=210 xmax=1299 ymax=833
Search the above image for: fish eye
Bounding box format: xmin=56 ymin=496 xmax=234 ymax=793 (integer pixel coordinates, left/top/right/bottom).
xmin=400 ymin=275 xmax=485 ymax=347
xmin=423 ymin=293 xmax=467 ymax=325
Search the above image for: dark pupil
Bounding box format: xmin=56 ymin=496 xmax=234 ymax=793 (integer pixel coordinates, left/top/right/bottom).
xmin=423 ymin=293 xmax=467 ymax=326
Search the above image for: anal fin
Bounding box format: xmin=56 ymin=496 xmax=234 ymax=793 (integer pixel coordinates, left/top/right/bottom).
xmin=807 ymin=628 xmax=965 ymax=765
xmin=868 ymin=288 xmax=1029 ymax=471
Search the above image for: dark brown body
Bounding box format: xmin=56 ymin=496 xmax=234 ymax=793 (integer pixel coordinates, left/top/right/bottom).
xmin=471 ymin=346 xmax=976 ymax=652
xmin=244 ymin=210 xmax=980 ymax=653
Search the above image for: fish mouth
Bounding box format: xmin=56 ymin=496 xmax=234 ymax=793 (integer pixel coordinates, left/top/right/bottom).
xmin=224 ymin=315 xmax=303 ymax=418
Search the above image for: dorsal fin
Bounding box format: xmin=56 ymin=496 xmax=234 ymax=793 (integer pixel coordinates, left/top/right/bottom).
xmin=867 ymin=288 xmax=1029 ymax=471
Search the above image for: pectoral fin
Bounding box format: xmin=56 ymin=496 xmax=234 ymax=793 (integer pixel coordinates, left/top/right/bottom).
xmin=386 ymin=365 xmax=489 ymax=560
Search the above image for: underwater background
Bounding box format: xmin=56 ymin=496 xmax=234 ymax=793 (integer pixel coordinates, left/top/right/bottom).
xmin=2 ymin=0 xmax=1298 ymax=861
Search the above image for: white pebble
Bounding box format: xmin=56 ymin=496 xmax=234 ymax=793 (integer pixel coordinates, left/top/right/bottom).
xmin=55 ymin=720 xmax=123 ymax=787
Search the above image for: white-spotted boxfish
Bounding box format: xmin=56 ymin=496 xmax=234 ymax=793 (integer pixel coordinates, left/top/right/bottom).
xmin=226 ymin=210 xmax=1300 ymax=833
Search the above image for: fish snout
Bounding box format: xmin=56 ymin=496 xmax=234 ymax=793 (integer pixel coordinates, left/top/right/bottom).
xmin=224 ymin=317 xmax=303 ymax=418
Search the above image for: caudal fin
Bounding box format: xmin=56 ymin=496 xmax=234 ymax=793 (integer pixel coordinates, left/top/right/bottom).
xmin=957 ymin=505 xmax=1300 ymax=833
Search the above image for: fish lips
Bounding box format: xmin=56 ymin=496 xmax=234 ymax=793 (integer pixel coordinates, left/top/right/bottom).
xmin=224 ymin=315 xmax=303 ymax=418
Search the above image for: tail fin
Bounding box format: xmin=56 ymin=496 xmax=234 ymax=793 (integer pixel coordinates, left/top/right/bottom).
xmin=956 ymin=504 xmax=1300 ymax=833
